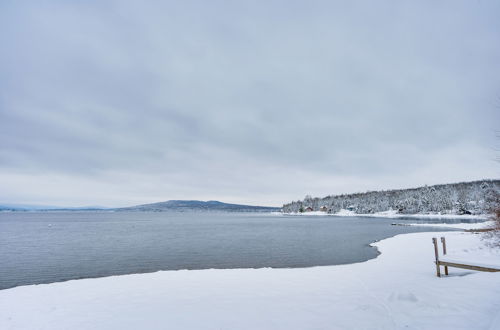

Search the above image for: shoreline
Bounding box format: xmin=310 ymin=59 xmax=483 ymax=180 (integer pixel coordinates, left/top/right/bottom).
xmin=0 ymin=220 xmax=475 ymax=292
xmin=0 ymin=222 xmax=489 ymax=290
xmin=405 ymin=220 xmax=495 ymax=230
xmin=280 ymin=209 xmax=489 ymax=220
xmin=1 ymin=224 xmax=499 ymax=329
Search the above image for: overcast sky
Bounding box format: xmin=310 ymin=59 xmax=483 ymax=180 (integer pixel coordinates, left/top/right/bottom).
xmin=1 ymin=0 xmax=499 ymax=207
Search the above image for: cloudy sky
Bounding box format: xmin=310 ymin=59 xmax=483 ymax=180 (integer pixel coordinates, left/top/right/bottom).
xmin=1 ymin=0 xmax=499 ymax=207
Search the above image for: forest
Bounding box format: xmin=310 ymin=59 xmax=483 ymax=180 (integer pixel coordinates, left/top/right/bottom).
xmin=282 ymin=180 xmax=500 ymax=215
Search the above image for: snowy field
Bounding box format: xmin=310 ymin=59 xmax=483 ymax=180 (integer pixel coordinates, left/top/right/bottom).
xmin=1 ymin=227 xmax=500 ymax=330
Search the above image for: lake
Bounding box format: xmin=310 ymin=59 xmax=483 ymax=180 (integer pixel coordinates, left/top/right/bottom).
xmin=0 ymin=211 xmax=476 ymax=290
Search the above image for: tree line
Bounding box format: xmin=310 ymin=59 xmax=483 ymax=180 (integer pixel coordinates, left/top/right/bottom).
xmin=282 ymin=180 xmax=500 ymax=215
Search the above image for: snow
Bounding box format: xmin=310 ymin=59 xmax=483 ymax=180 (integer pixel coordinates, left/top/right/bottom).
xmin=405 ymin=221 xmax=495 ymax=230
xmin=283 ymin=209 xmax=489 ymax=220
xmin=1 ymin=231 xmax=500 ymax=330
xmin=280 ymin=210 xmax=330 ymax=216
xmin=439 ymin=258 xmax=500 ymax=270
xmin=436 ymin=229 xmax=500 ymax=269
xmin=297 ymin=210 xmax=329 ymax=216
xmin=334 ymin=209 xmax=357 ymax=216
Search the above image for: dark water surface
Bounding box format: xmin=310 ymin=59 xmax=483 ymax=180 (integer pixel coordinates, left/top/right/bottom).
xmin=0 ymin=211 xmax=475 ymax=290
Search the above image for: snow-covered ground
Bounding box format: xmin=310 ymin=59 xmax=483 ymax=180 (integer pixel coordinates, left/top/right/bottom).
xmin=283 ymin=209 xmax=489 ymax=220
xmin=1 ymin=230 xmax=499 ymax=330
xmin=405 ymin=220 xmax=495 ymax=230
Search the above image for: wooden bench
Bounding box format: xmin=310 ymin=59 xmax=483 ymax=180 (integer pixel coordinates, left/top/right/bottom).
xmin=432 ymin=237 xmax=500 ymax=277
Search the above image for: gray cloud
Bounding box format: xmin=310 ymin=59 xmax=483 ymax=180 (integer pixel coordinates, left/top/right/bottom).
xmin=1 ymin=0 xmax=499 ymax=206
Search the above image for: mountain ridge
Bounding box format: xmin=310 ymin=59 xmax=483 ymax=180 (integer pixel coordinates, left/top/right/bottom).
xmin=117 ymin=200 xmax=280 ymax=212
xmin=0 ymin=200 xmax=279 ymax=212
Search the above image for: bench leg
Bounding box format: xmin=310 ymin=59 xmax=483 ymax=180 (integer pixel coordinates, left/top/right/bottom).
xmin=441 ymin=237 xmax=448 ymax=275
xmin=433 ymin=238 xmax=441 ymax=277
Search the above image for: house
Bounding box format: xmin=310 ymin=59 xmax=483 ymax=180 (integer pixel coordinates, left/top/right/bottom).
xmin=319 ymin=206 xmax=328 ymax=212
xmin=305 ymin=207 xmax=314 ymax=212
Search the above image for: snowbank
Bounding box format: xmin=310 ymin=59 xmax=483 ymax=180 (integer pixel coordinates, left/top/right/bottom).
xmin=405 ymin=220 xmax=495 ymax=230
xmin=1 ymin=231 xmax=499 ymax=330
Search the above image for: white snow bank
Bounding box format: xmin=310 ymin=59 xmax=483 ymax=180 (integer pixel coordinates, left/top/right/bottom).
xmin=280 ymin=210 xmax=330 ymax=216
xmin=1 ymin=231 xmax=499 ymax=330
xmin=405 ymin=221 xmax=495 ymax=230
xmin=298 ymin=210 xmax=329 ymax=216
xmin=334 ymin=209 xmax=357 ymax=216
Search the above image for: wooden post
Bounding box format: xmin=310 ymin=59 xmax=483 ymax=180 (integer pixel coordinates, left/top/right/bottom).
xmin=432 ymin=238 xmax=441 ymax=277
xmin=441 ymin=237 xmax=448 ymax=275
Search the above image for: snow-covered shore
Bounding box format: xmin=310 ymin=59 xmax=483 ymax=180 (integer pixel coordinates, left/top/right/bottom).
xmin=1 ymin=229 xmax=499 ymax=330
xmin=282 ymin=208 xmax=489 ymax=220
xmin=405 ymin=220 xmax=495 ymax=230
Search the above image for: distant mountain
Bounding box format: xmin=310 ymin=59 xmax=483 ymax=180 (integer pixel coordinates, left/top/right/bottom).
xmin=0 ymin=203 xmax=59 ymax=211
xmin=0 ymin=204 xmax=109 ymax=211
xmin=0 ymin=200 xmax=279 ymax=212
xmin=117 ymin=200 xmax=280 ymax=212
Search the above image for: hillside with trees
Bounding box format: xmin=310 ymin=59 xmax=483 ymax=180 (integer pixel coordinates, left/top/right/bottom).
xmin=282 ymin=180 xmax=500 ymax=215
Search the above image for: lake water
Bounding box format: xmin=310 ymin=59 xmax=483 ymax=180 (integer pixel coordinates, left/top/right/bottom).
xmin=0 ymin=211 xmax=476 ymax=290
